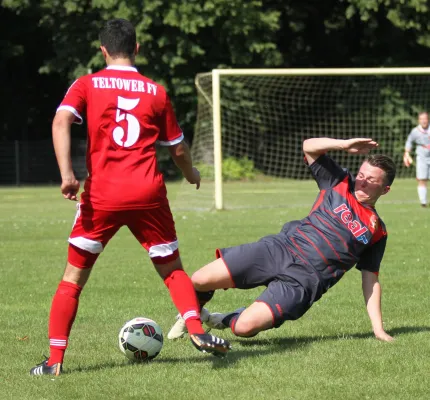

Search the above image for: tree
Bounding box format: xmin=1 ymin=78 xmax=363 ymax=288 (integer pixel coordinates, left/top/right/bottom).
xmin=0 ymin=4 xmax=66 ymax=141
xmin=2 ymin=0 xmax=430 ymax=156
xmin=2 ymin=0 xmax=282 ymax=139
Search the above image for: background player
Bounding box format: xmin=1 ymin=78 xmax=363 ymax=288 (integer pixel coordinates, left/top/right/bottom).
xmin=30 ymin=18 xmax=230 ymax=376
xmin=168 ymin=137 xmax=395 ymax=343
xmin=403 ymin=111 xmax=430 ymax=207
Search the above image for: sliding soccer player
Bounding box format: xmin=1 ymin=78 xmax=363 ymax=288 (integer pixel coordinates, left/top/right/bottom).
xmin=169 ymin=137 xmax=395 ymax=343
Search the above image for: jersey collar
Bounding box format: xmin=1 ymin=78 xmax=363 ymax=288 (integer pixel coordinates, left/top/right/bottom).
xmin=106 ymin=65 xmax=138 ymax=72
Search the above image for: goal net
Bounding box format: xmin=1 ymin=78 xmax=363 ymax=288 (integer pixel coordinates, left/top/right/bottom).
xmin=172 ymin=68 xmax=430 ymax=211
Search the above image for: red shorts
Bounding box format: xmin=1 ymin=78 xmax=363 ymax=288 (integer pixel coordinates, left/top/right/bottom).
xmin=68 ymin=202 xmax=179 ymax=268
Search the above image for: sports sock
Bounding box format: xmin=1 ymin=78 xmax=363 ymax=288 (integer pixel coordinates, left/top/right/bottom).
xmin=226 ymin=313 xmax=258 ymax=337
xmin=48 ymin=281 xmax=82 ymax=366
xmin=418 ymin=186 xmax=427 ymax=205
xmin=195 ymin=290 xmax=215 ymax=309
xmin=225 ymin=315 xmax=239 ymax=332
xmin=164 ymin=270 xmax=204 ymax=335
xmin=222 ymin=310 xmax=244 ymax=329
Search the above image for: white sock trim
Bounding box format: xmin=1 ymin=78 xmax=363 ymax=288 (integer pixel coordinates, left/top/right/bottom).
xmin=418 ymin=186 xmax=427 ymax=204
xmin=183 ymin=310 xmax=199 ymax=321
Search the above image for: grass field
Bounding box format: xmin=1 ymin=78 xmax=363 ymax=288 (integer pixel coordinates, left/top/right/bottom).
xmin=0 ymin=179 xmax=429 ymax=400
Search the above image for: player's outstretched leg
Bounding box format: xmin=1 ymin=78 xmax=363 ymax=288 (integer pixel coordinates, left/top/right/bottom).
xmin=205 ymin=307 xmax=246 ymax=330
xmin=207 ymin=302 xmax=275 ymax=337
xmin=167 ymin=307 xmax=210 ymax=339
xmin=167 ymin=290 xmax=214 ymax=339
xmin=157 ymin=259 xmax=231 ymax=356
xmin=168 ymin=258 xmax=235 ymax=340
xmin=189 ymin=333 xmax=231 ymax=358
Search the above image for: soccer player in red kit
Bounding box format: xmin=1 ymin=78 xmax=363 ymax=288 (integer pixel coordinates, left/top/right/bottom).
xmin=30 ymin=19 xmax=230 ymax=376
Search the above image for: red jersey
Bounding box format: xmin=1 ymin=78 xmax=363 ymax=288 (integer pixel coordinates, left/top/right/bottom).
xmin=57 ymin=65 xmax=184 ymax=211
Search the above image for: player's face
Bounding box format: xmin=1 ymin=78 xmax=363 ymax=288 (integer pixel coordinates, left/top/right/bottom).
xmin=418 ymin=113 xmax=429 ymax=129
xmin=354 ymin=162 xmax=390 ymax=205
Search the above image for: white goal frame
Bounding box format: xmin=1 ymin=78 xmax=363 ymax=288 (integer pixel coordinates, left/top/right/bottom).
xmin=211 ymin=67 xmax=430 ymax=210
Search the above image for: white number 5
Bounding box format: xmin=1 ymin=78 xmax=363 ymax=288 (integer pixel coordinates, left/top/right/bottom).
xmin=113 ymin=96 xmax=140 ymax=147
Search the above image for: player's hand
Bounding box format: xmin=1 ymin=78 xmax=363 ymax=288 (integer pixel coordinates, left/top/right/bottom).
xmin=61 ymin=177 xmax=80 ymax=201
xmin=342 ymin=138 xmax=379 ymax=154
xmin=374 ymin=329 xmax=394 ymax=342
xmin=185 ymin=167 xmax=201 ymax=190
xmin=403 ymin=152 xmax=413 ymax=167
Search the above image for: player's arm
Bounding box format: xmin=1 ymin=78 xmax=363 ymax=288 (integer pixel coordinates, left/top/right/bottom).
xmin=303 ymin=137 xmax=378 ymax=165
xmin=168 ymin=141 xmax=200 ymax=189
xmin=159 ymin=92 xmax=200 ymax=189
xmin=52 ymin=110 xmax=80 ymax=200
xmin=361 ymin=270 xmax=393 ymax=342
xmin=53 ymin=78 xmax=86 ymax=201
xmin=303 ymin=137 xmax=377 ymax=190
xmin=356 ymin=232 xmax=392 ymax=342
xmin=403 ymin=131 xmax=415 ymax=167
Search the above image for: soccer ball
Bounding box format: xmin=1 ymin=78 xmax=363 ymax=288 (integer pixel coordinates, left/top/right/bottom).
xmin=118 ymin=317 xmax=163 ymax=361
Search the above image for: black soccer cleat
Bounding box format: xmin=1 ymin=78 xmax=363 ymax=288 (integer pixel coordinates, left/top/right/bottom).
xmin=30 ymin=358 xmax=62 ymax=376
xmin=190 ymin=333 xmax=231 ymax=358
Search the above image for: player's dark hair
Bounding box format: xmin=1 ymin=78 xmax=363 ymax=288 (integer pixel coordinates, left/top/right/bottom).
xmin=100 ymin=19 xmax=136 ymax=59
xmin=366 ymin=154 xmax=396 ymax=186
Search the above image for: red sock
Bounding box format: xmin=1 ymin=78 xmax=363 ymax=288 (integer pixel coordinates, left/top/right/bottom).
xmin=164 ymin=270 xmax=204 ymax=335
xmin=230 ymin=315 xmax=239 ymax=335
xmin=47 ymin=281 xmax=82 ymax=366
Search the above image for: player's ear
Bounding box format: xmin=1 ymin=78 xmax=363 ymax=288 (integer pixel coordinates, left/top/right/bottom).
xmin=135 ymin=43 xmax=140 ymax=56
xmin=100 ymin=46 xmax=108 ymax=59
xmin=382 ymin=185 xmax=390 ymax=195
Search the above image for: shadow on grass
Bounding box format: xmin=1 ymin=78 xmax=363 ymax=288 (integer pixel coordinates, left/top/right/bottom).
xmin=67 ymin=325 xmax=430 ymax=373
xmin=235 ymin=325 xmax=430 ymax=348
xmin=67 ymin=354 xmax=241 ymax=374
xmin=67 ymin=342 xmax=302 ymax=373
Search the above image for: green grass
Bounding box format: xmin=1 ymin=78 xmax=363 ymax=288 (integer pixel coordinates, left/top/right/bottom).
xmin=0 ymin=179 xmax=429 ymax=400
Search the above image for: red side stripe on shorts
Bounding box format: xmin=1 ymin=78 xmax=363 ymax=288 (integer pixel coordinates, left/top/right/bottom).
xmin=215 ymin=249 xmax=236 ymax=288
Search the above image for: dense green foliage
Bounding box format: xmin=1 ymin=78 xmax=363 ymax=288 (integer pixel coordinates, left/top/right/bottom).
xmin=196 ymin=157 xmax=257 ymax=180
xmin=2 ymin=0 xmax=430 ymax=142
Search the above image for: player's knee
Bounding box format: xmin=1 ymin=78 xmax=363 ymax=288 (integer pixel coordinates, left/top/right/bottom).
xmin=191 ymin=270 xmax=209 ymax=290
xmin=63 ymin=262 xmax=92 ymax=287
xmin=233 ymin=318 xmax=260 ymax=337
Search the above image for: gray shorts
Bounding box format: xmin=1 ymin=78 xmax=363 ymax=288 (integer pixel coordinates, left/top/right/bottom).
xmin=416 ymin=156 xmax=430 ymax=180
xmin=216 ymin=234 xmax=323 ymax=327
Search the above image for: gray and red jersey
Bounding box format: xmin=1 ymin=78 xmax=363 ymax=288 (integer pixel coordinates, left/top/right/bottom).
xmin=405 ymin=125 xmax=430 ymax=158
xmin=281 ymin=155 xmax=387 ymax=291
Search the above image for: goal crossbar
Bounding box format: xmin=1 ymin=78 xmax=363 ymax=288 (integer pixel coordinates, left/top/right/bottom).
xmin=213 ymin=67 xmax=430 ymax=77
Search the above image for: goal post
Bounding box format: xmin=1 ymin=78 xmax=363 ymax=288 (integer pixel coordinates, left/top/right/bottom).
xmin=212 ymin=69 xmax=223 ymax=211
xmin=186 ymin=67 xmax=430 ymax=211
